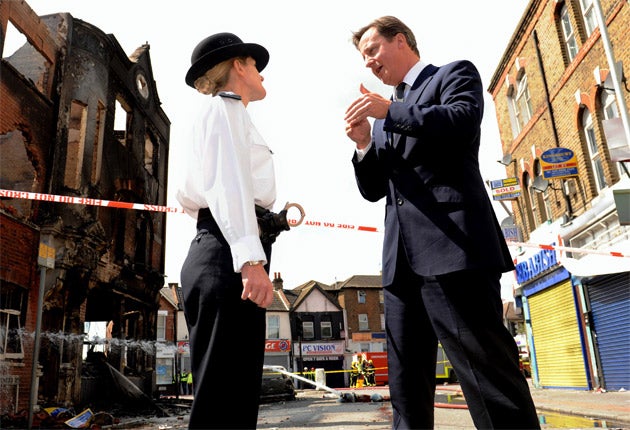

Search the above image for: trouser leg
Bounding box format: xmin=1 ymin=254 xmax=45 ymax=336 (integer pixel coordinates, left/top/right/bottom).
xmin=421 ymin=269 xmax=540 ymax=429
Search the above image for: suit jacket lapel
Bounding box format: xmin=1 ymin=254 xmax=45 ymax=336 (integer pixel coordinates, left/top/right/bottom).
xmin=389 ymin=64 xmax=439 ymax=150
xmin=409 ymin=64 xmax=438 ymax=102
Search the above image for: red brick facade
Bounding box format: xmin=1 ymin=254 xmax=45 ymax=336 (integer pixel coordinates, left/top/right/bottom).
xmin=488 ymin=0 xmax=629 ymax=239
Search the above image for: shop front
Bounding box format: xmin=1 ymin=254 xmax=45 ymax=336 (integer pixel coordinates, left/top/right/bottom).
xmin=293 ymin=341 xmax=345 ymax=388
xmin=516 ymin=245 xmax=590 ymax=390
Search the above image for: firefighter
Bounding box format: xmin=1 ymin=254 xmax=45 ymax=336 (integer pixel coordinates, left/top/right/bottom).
xmin=364 ymin=359 xmax=375 ymax=386
xmin=349 ymin=360 xmax=358 ymax=387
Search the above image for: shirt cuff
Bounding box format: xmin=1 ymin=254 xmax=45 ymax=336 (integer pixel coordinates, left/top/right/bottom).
xmin=355 ymin=141 xmax=373 ymax=162
xmin=230 ymin=236 xmax=267 ymax=272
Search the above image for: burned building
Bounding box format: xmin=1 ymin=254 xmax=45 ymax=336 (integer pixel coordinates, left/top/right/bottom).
xmin=1 ymin=0 xmax=170 ymax=416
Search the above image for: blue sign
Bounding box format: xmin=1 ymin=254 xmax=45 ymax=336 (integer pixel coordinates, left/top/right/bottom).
xmin=541 ymin=147 xmax=578 ymax=179
xmin=515 ymin=246 xmax=559 ymax=284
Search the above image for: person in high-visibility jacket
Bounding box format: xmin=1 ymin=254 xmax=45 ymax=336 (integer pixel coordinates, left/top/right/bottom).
xmin=186 ymin=370 xmax=193 ymax=395
xmin=364 ymin=359 xmax=376 ymax=386
xmin=180 ymin=371 xmax=190 ymax=395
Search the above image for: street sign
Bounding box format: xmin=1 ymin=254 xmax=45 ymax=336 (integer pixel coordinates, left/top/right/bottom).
xmin=38 ymin=239 xmax=55 ymax=269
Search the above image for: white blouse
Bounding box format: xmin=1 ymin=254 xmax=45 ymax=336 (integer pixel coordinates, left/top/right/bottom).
xmin=177 ymin=94 xmax=277 ymax=272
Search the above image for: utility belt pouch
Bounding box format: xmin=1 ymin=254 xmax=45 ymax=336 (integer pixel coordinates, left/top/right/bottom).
xmin=255 ymin=205 xmax=290 ymax=245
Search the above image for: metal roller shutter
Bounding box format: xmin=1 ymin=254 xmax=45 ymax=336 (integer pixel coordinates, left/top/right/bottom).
xmin=529 ymin=280 xmax=588 ymax=388
xmin=586 ymin=272 xmax=630 ymax=390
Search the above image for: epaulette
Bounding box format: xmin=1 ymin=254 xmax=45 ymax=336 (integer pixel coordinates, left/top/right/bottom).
xmin=218 ymin=91 xmax=242 ymax=100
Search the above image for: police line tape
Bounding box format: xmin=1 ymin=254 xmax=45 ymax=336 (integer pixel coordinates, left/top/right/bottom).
xmin=0 ymin=188 xmax=379 ymax=232
xmin=2 ymin=188 xmax=627 ymax=257
xmin=0 ymin=188 xmax=185 ymax=213
xmin=506 ymin=241 xmax=628 ymax=258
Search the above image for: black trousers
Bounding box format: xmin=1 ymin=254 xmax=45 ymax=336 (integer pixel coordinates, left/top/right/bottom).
xmin=180 ymin=210 xmax=271 ymax=429
xmin=384 ymin=252 xmax=540 ymax=429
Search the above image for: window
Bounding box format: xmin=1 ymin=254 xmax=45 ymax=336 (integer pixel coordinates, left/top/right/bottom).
xmin=514 ymin=74 xmax=533 ymax=131
xmin=559 ymin=4 xmax=578 ymax=62
xmin=302 ymin=321 xmax=314 ymax=339
xmin=114 ymin=98 xmax=130 ymax=146
xmin=602 ymin=90 xmax=619 ymax=120
xmin=508 ymin=73 xmax=533 ymax=137
xmin=533 ymin=160 xmax=552 ymax=224
xmin=144 ymin=131 xmax=158 ymax=176
xmin=380 ymin=314 xmax=385 ymax=331
xmin=521 ymin=172 xmax=536 ymax=234
xmin=541 ymin=188 xmax=554 ymax=222
xmin=357 ymin=290 xmax=366 ymax=304
xmin=320 ymin=321 xmax=332 ymax=339
xmin=526 ymin=175 xmax=540 ymax=228
xmin=64 ymin=101 xmax=87 ymax=190
xmin=267 ymin=315 xmax=280 ymax=339
xmin=156 ymin=310 xmax=167 ymax=341
xmin=91 ymin=101 xmax=106 ymax=185
xmin=2 ymin=20 xmax=51 ymax=96
xmin=582 ymin=109 xmax=608 ymax=192
xmin=600 ymin=90 xmax=627 ymax=176
xmin=358 ymin=314 xmax=369 ymax=331
xmin=578 ymin=0 xmax=597 ymax=37
xmin=378 ymin=291 xmax=384 ymax=304
xmin=0 ymin=285 xmax=27 ymax=360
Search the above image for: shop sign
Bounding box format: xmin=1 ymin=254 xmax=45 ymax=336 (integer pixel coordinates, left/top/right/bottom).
xmin=295 ymin=341 xmax=345 ymax=356
xmin=541 ymin=148 xmax=578 ymax=179
xmin=265 ymin=339 xmax=291 ymax=352
xmin=515 ymin=246 xmax=558 ymax=283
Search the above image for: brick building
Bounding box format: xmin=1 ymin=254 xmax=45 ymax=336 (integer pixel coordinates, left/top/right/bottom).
xmin=1 ymin=0 xmax=170 ymax=417
xmin=328 ymin=275 xmax=384 ymax=355
xmin=488 ymin=0 xmax=629 ymax=391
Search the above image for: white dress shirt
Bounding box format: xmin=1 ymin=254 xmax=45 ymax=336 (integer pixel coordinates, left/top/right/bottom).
xmin=177 ymin=94 xmax=276 ymax=271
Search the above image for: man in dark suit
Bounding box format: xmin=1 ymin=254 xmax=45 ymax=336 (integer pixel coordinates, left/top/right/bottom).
xmin=344 ymin=16 xmax=540 ymax=429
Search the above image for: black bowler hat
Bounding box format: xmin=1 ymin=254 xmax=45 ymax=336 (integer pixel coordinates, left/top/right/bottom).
xmin=185 ymin=32 xmax=269 ymax=87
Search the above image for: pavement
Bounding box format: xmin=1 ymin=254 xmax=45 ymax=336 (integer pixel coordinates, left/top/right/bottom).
xmin=114 ymin=381 xmax=630 ymax=429
xmin=346 ymin=381 xmax=630 ymax=427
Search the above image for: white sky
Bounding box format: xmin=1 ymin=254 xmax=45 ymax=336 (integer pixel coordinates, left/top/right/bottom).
xmin=21 ymin=0 xmax=529 ymax=291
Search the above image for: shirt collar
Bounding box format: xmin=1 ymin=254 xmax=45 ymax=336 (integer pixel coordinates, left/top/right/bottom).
xmin=401 ymin=60 xmax=426 ymax=88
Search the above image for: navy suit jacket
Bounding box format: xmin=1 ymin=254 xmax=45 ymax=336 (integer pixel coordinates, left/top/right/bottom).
xmin=352 ymin=60 xmax=514 ymax=286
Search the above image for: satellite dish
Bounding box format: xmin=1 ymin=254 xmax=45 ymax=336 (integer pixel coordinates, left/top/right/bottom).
xmin=532 ymin=176 xmax=550 ymax=193
xmin=499 ymin=154 xmax=513 ymax=166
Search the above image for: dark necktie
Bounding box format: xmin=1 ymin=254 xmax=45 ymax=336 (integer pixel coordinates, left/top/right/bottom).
xmin=395 ymin=82 xmax=406 ymax=102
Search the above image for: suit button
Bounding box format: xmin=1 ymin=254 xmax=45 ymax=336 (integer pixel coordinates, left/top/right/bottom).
xmin=397 ymin=198 xmax=404 ymax=206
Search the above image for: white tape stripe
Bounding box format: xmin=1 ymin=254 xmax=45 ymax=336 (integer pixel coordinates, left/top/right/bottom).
xmin=0 ymin=188 xmax=184 ymax=213
xmin=507 ymin=241 xmax=628 ymax=258
xmin=0 ymin=188 xmax=380 ymax=232
xmin=3 ymin=189 xmax=626 ymax=257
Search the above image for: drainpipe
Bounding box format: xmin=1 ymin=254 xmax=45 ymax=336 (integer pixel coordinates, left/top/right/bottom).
xmin=533 ymin=29 xmax=575 ymax=218
xmin=28 ymin=266 xmax=47 ymax=430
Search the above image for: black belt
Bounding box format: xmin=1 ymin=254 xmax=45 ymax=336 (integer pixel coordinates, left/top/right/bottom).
xmin=197 ymin=207 xmax=221 ymax=234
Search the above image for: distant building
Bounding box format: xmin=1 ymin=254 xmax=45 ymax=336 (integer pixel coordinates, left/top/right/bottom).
xmin=264 ymin=272 xmax=293 ymax=370
xmin=289 ymin=280 xmax=345 ymax=388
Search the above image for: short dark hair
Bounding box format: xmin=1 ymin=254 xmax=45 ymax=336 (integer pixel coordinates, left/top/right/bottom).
xmin=351 ymin=16 xmax=419 ymax=56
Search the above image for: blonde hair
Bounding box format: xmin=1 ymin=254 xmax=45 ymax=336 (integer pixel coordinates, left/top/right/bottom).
xmin=193 ymin=56 xmax=248 ymax=96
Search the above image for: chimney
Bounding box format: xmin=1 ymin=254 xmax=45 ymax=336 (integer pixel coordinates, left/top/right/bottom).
xmin=272 ymin=272 xmax=284 ymax=290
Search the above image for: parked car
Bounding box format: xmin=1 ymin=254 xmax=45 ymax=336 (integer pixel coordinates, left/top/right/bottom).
xmin=260 ymin=365 xmax=296 ymax=403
